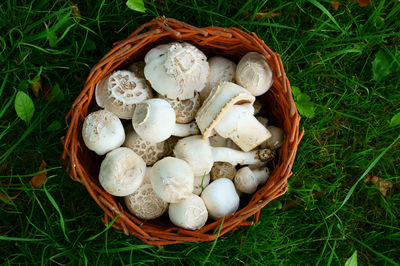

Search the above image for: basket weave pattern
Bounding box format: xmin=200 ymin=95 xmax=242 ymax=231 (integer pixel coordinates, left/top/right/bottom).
xmin=62 ymin=17 xmax=304 ymax=246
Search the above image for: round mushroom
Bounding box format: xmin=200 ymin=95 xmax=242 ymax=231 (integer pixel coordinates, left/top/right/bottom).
xmin=144 ymin=42 xmax=209 ymax=100
xmin=262 ymin=126 xmax=285 ymax=150
xmin=124 ymin=167 xmax=168 ymax=220
xmin=200 ymin=56 xmax=236 ymax=102
xmin=82 ymin=110 xmax=125 ymax=155
xmin=201 ymin=178 xmax=239 ymax=220
xmin=99 ymin=147 xmax=146 ymax=196
xmin=150 ymin=157 xmax=194 ymax=203
xmin=95 ymin=70 xmax=153 ymax=119
xmin=193 ymin=174 xmax=211 ymax=195
xmin=169 ymin=194 xmax=208 ymax=230
xmin=210 ymin=162 xmax=237 ymax=181
xmin=159 ymin=92 xmax=201 ymax=124
xmin=234 ymin=166 xmax=270 ymax=194
xmin=236 ymin=52 xmax=273 ymax=96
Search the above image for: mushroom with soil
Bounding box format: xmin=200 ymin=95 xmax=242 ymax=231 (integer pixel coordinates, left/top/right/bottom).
xmin=169 ymin=194 xmax=208 ymax=230
xmin=150 ymin=157 xmax=194 ymax=203
xmin=124 ymin=167 xmax=168 ymax=220
xmin=95 ymin=70 xmax=153 ymax=119
xmin=99 ymin=147 xmax=146 ymax=196
xmin=210 ymin=162 xmax=237 ymax=181
xmin=201 ymin=178 xmax=239 ymax=220
xmin=132 ymin=98 xmax=200 ymax=143
xmin=144 ymin=42 xmax=209 ymax=100
xmin=82 ymin=109 xmax=125 ymax=155
xmin=173 ymin=135 xmax=275 ymax=177
xmin=234 ymin=166 xmax=270 ymax=194
xmin=236 ymin=52 xmax=273 ymax=96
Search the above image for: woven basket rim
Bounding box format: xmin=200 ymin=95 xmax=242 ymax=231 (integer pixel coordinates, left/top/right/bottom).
xmin=62 ymin=17 xmax=304 ymax=246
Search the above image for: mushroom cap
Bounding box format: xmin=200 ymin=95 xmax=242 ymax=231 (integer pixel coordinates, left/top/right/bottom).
xmin=123 ymin=127 xmax=166 ymax=165
xmin=132 ymin=98 xmax=176 ymax=143
xmin=236 ymin=52 xmax=273 ymax=96
xmin=159 ymin=92 xmax=201 ymax=124
xmin=95 ymin=70 xmax=153 ymax=119
xmin=128 ymin=61 xmax=145 ymax=78
xmin=195 ymin=82 xmax=255 ymax=141
xmin=82 ymin=110 xmax=125 ymax=155
xmin=263 ymin=126 xmax=284 ymax=150
xmin=210 ymin=162 xmax=236 ymax=181
xmin=150 ymin=157 xmax=194 ymax=203
xmin=169 ymin=194 xmax=208 ymax=230
xmin=234 ymin=167 xmax=259 ymax=194
xmin=200 ymin=56 xmax=237 ymax=102
xmin=99 ymin=147 xmax=146 ymax=196
xmin=201 ymin=178 xmax=239 ymax=220
xmin=193 ymin=174 xmax=211 ymax=195
xmin=144 ymin=42 xmax=209 ymax=100
xmin=173 ymin=135 xmax=213 ymax=177
xmin=124 ymin=167 xmax=168 ymax=220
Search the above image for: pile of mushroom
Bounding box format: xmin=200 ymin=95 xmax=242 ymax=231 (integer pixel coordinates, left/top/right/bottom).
xmin=82 ymin=41 xmax=285 ymax=230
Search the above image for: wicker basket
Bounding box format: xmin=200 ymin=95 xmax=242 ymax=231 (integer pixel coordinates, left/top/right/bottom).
xmin=62 ymin=17 xmax=304 ymax=246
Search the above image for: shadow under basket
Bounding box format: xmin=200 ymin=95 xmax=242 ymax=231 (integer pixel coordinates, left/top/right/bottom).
xmin=62 ymin=17 xmax=304 ymax=246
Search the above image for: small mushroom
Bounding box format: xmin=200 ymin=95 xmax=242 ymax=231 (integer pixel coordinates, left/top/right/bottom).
xmin=201 ymin=178 xmax=239 ymax=220
xmin=150 ymin=157 xmax=194 ymax=203
xmin=82 ymin=110 xmax=125 ymax=155
xmin=193 ymin=174 xmax=211 ymax=195
xmin=234 ymin=166 xmax=270 ymax=194
xmin=262 ymin=126 xmax=285 ymax=150
xmin=124 ymin=167 xmax=168 ymax=220
xmin=128 ymin=61 xmax=145 ymax=78
xmin=123 ymin=126 xmax=166 ymax=165
xmin=132 ymin=99 xmax=200 ymax=143
xmin=144 ymin=42 xmax=209 ymax=100
xmin=200 ymin=56 xmax=236 ymax=102
xmin=210 ymin=162 xmax=237 ymax=181
xmin=95 ymin=70 xmax=153 ymax=119
xmin=236 ymin=52 xmax=273 ymax=96
xmin=169 ymin=194 xmax=208 ymax=230
xmin=196 ymin=82 xmax=255 ymax=141
xmin=99 ymin=147 xmax=146 ymax=196
xmin=213 ymin=103 xmax=271 ymax=152
xmin=173 ymin=135 xmax=275 ymax=176
xmin=159 ymin=93 xmax=201 ymax=124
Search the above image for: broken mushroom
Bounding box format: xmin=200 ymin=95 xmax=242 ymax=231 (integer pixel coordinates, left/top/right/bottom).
xmin=82 ymin=110 xmax=125 ymax=155
xmin=99 ymin=147 xmax=146 ymax=196
xmin=144 ymin=42 xmax=209 ymax=100
xmin=236 ymin=52 xmax=273 ymax=96
xmin=234 ymin=166 xmax=270 ymax=194
xmin=169 ymin=194 xmax=208 ymax=230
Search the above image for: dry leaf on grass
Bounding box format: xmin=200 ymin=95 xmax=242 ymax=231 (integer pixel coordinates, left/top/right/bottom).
xmin=364 ymin=176 xmax=393 ymax=197
xmin=243 ymin=8 xmax=282 ymax=20
xmin=356 ymin=0 xmax=370 ymax=7
xmin=69 ymin=2 xmax=81 ymax=22
xmin=31 ymin=76 xmax=41 ymax=98
xmin=331 ymin=1 xmax=341 ymax=10
xmin=30 ymin=160 xmax=47 ymax=189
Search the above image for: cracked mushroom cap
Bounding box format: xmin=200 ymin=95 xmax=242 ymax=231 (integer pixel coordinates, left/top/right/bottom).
xmin=124 ymin=167 xmax=168 ymax=220
xmin=159 ymin=92 xmax=201 ymax=124
xmin=95 ymin=70 xmax=153 ymax=119
xmin=236 ymin=52 xmax=273 ymax=96
xmin=123 ymin=126 xmax=166 ymax=165
xmin=99 ymin=147 xmax=146 ymax=196
xmin=200 ymin=56 xmax=237 ymax=102
xmin=144 ymin=42 xmax=209 ymax=100
xmin=82 ymin=109 xmax=125 ymax=155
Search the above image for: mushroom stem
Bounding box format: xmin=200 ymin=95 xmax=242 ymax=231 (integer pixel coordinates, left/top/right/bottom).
xmin=212 ymin=147 xmax=274 ymax=166
xmin=172 ymin=122 xmax=200 ymax=137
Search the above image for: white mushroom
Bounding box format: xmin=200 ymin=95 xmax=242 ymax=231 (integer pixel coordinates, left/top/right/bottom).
xmin=159 ymin=93 xmax=201 ymax=124
xmin=144 ymin=42 xmax=209 ymax=100
xmin=82 ymin=110 xmax=125 ymax=155
xmin=150 ymin=157 xmax=194 ymax=203
xmin=262 ymin=126 xmax=285 ymax=150
xmin=95 ymin=70 xmax=153 ymax=119
xmin=123 ymin=126 xmax=166 ymax=165
xmin=124 ymin=167 xmax=168 ymax=220
xmin=173 ymin=135 xmax=275 ymax=176
xmin=201 ymin=178 xmax=239 ymax=220
xmin=196 ymin=82 xmax=255 ymax=141
xmin=193 ymin=174 xmax=211 ymax=195
xmin=210 ymin=162 xmax=236 ymax=181
xmin=99 ymin=147 xmax=146 ymax=196
xmin=236 ymin=52 xmax=273 ymax=96
xmin=132 ymin=99 xmax=200 ymax=143
xmin=234 ymin=166 xmax=270 ymax=194
xmin=169 ymin=194 xmax=208 ymax=230
xmin=200 ymin=56 xmax=236 ymax=102
xmin=213 ymin=103 xmax=271 ymax=152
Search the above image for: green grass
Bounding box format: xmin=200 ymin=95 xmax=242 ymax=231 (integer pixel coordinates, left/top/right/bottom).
xmin=1 ymin=0 xmax=400 ymax=264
